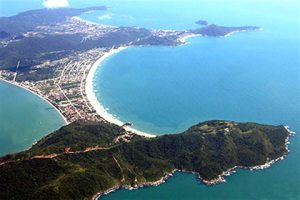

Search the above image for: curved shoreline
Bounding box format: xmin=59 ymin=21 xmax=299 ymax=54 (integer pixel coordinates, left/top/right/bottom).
xmin=178 ymin=33 xmax=201 ymax=43
xmin=0 ymin=78 xmax=68 ymax=125
xmin=85 ymin=47 xmax=155 ymax=138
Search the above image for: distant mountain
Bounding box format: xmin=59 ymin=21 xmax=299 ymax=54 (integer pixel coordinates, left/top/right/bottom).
xmin=0 ymin=120 xmax=290 ymax=200
xmin=0 ymin=7 xmax=184 ymax=72
xmin=0 ymin=7 xmax=260 ymax=75
xmin=0 ymin=6 xmax=107 ymax=34
xmin=193 ymin=24 xmax=260 ymax=36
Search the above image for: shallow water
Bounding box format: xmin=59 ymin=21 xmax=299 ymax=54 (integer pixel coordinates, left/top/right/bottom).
xmin=0 ymin=81 xmax=65 ymax=155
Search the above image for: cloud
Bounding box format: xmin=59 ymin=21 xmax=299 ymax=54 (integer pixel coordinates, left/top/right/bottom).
xmin=43 ymin=0 xmax=69 ymax=9
xmin=98 ymin=13 xmax=113 ymax=20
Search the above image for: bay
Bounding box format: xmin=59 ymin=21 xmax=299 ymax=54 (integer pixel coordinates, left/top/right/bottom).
xmin=0 ymin=81 xmax=65 ymax=155
xmin=83 ymin=0 xmax=300 ymax=199
xmin=0 ymin=0 xmax=299 ymax=199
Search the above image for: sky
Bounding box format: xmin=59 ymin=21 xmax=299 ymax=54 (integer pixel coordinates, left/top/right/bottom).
xmin=0 ymin=0 xmax=299 ymax=18
xmin=43 ymin=0 xmax=69 ymax=8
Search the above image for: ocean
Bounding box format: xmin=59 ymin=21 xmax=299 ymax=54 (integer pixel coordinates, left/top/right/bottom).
xmin=84 ymin=0 xmax=300 ymax=199
xmin=0 ymin=80 xmax=65 ymax=155
xmin=87 ymin=0 xmax=300 ymax=135
xmin=0 ymin=0 xmax=299 ymax=199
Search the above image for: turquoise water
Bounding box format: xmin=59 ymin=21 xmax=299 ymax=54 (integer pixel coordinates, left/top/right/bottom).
xmin=0 ymin=0 xmax=42 ymax=16
xmin=0 ymin=0 xmax=299 ymax=199
xmin=95 ymin=36 xmax=299 ymax=134
xmin=84 ymin=0 xmax=300 ymax=199
xmin=0 ymin=1 xmax=66 ymax=156
xmin=102 ymin=161 xmax=300 ymax=200
xmin=0 ymin=81 xmax=65 ymax=155
xmin=90 ymin=0 xmax=300 ymax=134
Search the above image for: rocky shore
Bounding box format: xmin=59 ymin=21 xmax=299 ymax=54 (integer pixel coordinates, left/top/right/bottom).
xmin=93 ymin=126 xmax=295 ymax=199
xmin=93 ymin=170 xmax=176 ymax=200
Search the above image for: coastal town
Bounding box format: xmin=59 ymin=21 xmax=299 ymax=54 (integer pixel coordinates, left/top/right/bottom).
xmin=0 ymin=15 xmax=189 ymax=126
xmin=0 ymin=47 xmax=105 ymax=123
xmin=0 ymin=9 xmax=260 ymax=127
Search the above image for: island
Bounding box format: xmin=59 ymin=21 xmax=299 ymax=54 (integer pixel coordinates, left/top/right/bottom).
xmin=0 ymin=120 xmax=293 ymax=199
xmin=195 ymin=20 xmax=209 ymax=26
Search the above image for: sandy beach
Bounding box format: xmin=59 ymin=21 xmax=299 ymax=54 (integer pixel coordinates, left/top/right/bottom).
xmin=224 ymin=28 xmax=263 ymax=37
xmin=85 ymin=47 xmax=155 ymax=138
xmin=179 ymin=34 xmax=201 ymax=44
xmin=0 ymin=78 xmax=69 ymax=125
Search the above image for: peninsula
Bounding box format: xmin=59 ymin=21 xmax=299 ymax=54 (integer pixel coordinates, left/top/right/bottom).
xmin=0 ymin=120 xmax=293 ymax=200
xmin=0 ymin=6 xmax=290 ymax=200
xmin=0 ymin=7 xmax=260 ymax=128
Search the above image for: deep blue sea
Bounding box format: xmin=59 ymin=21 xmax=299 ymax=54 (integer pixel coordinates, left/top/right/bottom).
xmin=0 ymin=0 xmax=299 ymax=199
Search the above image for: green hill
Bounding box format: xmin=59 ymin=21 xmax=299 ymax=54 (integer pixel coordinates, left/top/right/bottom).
xmin=0 ymin=120 xmax=290 ymax=200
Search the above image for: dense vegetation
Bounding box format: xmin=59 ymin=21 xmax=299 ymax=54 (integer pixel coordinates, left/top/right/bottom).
xmin=193 ymin=24 xmax=259 ymax=36
xmin=0 ymin=120 xmax=289 ymax=200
